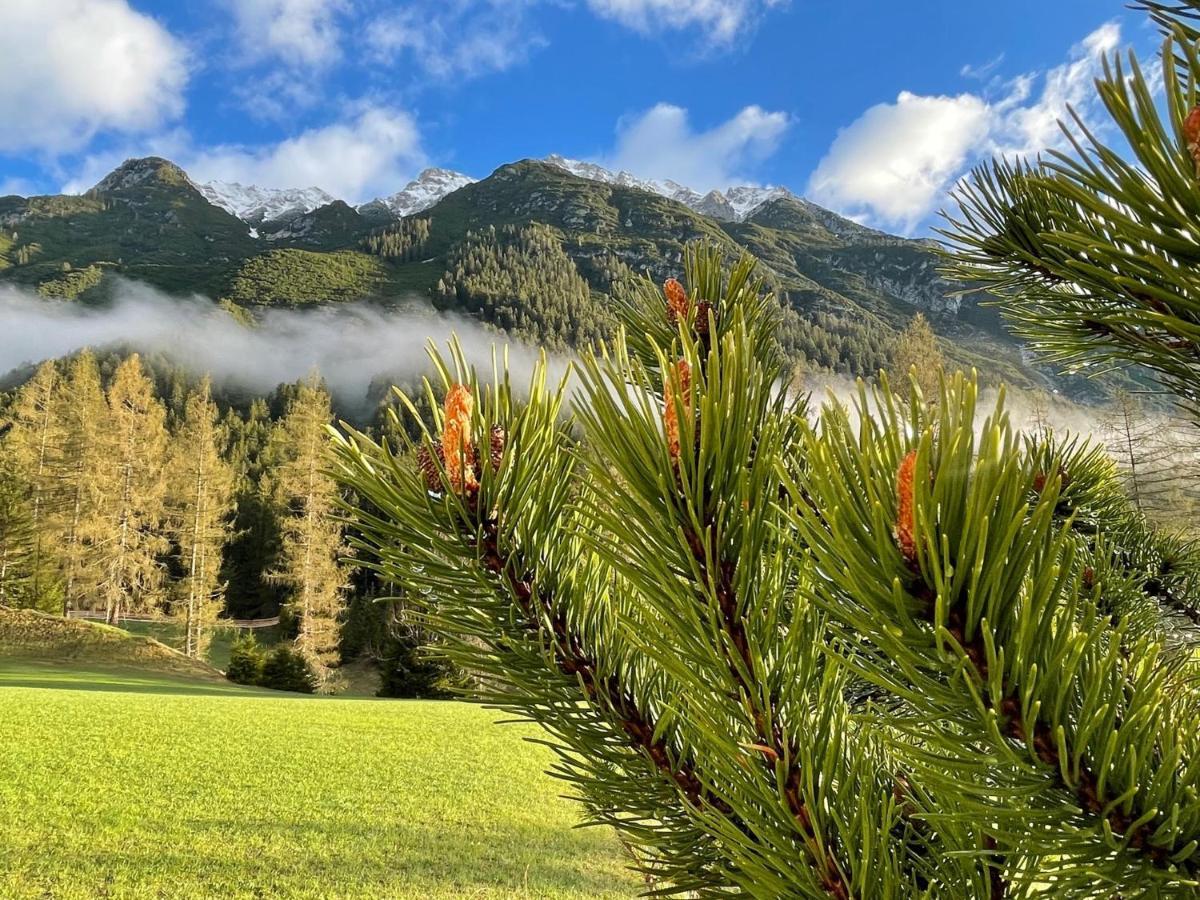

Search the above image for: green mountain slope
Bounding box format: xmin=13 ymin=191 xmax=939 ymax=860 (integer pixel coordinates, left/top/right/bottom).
xmin=0 ymin=155 xmax=1049 ymax=389
xmin=0 ymin=158 xmax=255 ymax=298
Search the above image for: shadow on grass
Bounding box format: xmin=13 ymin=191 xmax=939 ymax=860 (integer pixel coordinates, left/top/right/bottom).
xmin=0 ymin=659 xmax=272 ymax=697
xmin=0 ymin=659 xmax=395 ymax=700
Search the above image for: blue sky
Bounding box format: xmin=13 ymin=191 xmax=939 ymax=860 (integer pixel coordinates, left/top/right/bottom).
xmin=0 ymin=0 xmax=1158 ymax=233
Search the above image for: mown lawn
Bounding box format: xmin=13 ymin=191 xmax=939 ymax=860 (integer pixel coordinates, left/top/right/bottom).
xmin=0 ymin=666 xmax=640 ymax=899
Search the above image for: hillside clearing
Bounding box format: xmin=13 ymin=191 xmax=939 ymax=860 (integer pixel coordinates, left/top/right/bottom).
xmin=0 ymin=606 xmax=225 ymax=682
xmin=0 ymin=667 xmax=640 ymax=899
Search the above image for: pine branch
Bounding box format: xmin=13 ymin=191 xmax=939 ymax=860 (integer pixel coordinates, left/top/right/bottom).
xmin=570 ymin=251 xmax=951 ymax=897
xmin=788 ymin=374 xmax=1200 ymax=893
xmin=470 ymin=497 xmax=730 ymax=815
xmin=680 ymin=515 xmax=850 ymax=898
xmin=332 ymin=354 xmax=740 ymax=894
xmin=939 ymin=15 xmax=1200 ymax=415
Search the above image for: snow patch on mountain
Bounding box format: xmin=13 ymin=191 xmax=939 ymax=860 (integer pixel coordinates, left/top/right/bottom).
xmin=542 ymin=154 xmax=794 ymax=222
xmin=361 ymin=168 xmax=476 ymax=218
xmin=189 ymin=156 xmax=794 ymax=229
xmin=198 ymin=182 xmax=335 ymax=226
xmin=724 ymin=185 xmax=794 ymax=220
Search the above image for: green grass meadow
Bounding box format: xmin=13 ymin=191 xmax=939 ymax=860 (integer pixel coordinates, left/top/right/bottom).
xmin=0 ymin=664 xmax=641 ymax=899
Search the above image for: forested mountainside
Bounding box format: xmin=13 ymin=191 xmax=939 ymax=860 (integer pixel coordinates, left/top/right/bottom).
xmin=0 ymin=154 xmax=1047 ymax=389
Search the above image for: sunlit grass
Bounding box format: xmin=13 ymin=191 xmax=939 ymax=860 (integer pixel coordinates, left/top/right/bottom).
xmin=0 ymin=667 xmax=639 ymax=899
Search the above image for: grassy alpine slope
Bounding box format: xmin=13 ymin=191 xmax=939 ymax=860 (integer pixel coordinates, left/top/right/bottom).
xmin=0 ymin=665 xmax=640 ymax=899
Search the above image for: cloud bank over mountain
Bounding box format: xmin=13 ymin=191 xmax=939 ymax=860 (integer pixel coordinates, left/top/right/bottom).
xmin=0 ymin=0 xmax=187 ymax=155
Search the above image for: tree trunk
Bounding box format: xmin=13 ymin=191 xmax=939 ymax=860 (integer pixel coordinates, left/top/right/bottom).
xmin=63 ymin=469 xmax=83 ymax=617
xmin=185 ymin=462 xmax=204 ymax=658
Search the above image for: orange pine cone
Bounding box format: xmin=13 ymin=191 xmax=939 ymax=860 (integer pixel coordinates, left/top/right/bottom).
xmin=442 ymin=384 xmax=478 ymax=493
xmin=664 ymin=359 xmax=692 ymax=462
xmin=1033 ymin=465 xmax=1070 ymax=495
xmin=895 ymin=450 xmax=918 ymax=564
xmin=1186 ymin=106 xmax=1200 ymax=173
xmin=664 ymin=278 xmax=690 ymax=324
xmin=694 ymin=299 xmax=713 ymax=337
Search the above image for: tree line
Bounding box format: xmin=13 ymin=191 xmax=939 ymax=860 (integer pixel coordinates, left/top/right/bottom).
xmin=363 ymin=217 xmax=432 ymax=261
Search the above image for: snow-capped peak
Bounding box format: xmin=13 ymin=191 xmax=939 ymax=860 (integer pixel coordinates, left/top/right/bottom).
xmin=543 ymin=154 xmax=680 ymax=200
xmin=362 ymin=168 xmax=476 ymax=218
xmin=542 ymin=154 xmax=795 ymax=222
xmin=724 ymin=185 xmax=794 ymax=220
xmin=198 ymin=181 xmax=336 ymax=226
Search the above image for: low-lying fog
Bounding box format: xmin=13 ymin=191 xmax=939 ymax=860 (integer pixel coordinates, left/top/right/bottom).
xmin=0 ymin=281 xmax=554 ymax=415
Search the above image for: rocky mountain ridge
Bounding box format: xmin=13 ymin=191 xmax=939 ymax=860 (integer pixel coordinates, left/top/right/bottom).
xmin=357 ymin=168 xmax=476 ymax=220
xmin=39 ymin=154 xmax=812 ymax=231
xmin=197 ymin=181 xmax=336 ymax=228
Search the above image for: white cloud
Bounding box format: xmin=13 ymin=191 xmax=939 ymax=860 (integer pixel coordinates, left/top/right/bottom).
xmin=62 ymin=108 xmax=425 ymax=204
xmin=366 ymin=1 xmax=545 ymax=80
xmin=808 ymin=22 xmax=1121 ymax=233
xmin=586 ymin=0 xmax=786 ymax=45
xmin=996 ymin=22 xmax=1120 ymax=158
xmin=0 ymin=0 xmax=187 ymax=155
xmin=366 ymin=0 xmax=783 ymax=71
xmin=185 ymin=108 xmax=424 ymax=201
xmin=807 ymin=92 xmax=991 ymax=233
xmin=226 ymin=0 xmax=347 ymax=67
xmin=233 ymin=72 xmax=326 ymax=123
xmin=961 ymin=54 xmax=1005 ymax=81
xmin=601 ymin=103 xmax=789 ymax=191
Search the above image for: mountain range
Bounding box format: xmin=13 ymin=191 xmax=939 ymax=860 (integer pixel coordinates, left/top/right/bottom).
xmin=188 ymin=156 xmax=804 ymax=232
xmin=0 ymin=153 xmax=1065 ymax=394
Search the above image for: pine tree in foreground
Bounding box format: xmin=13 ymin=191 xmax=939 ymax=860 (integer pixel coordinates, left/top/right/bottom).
xmin=0 ymin=449 xmax=34 ymax=606
xmin=97 ymin=354 xmax=169 ymax=624
xmin=6 ymin=360 xmax=63 ymax=603
xmin=333 ymin=244 xmax=1200 ymax=897
xmin=54 ymin=351 xmax=108 ymax=615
